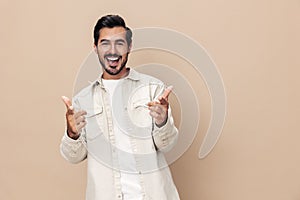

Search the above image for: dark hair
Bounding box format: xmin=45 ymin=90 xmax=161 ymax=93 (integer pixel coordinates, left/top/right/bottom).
xmin=93 ymin=14 xmax=132 ymax=46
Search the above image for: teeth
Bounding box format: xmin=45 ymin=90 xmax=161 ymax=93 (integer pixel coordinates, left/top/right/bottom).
xmin=107 ymin=57 xmax=119 ymax=61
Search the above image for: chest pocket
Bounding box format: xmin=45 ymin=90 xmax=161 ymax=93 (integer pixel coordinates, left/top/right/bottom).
xmin=85 ymin=106 xmax=104 ymax=140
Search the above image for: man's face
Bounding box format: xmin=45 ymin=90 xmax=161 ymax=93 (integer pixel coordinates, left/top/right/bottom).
xmin=94 ymin=27 xmax=131 ymax=78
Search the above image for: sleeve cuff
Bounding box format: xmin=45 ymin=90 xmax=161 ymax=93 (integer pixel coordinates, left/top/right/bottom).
xmin=62 ymin=130 xmax=82 ymax=144
xmin=153 ymin=111 xmax=172 ymax=133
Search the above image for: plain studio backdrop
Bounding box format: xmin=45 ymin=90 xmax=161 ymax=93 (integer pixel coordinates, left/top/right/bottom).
xmin=0 ymin=0 xmax=299 ymax=199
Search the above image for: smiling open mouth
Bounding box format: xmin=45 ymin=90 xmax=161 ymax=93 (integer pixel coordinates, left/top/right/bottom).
xmin=105 ymin=55 xmax=121 ymax=67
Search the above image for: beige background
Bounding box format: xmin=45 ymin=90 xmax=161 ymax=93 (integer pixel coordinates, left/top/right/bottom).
xmin=1 ymin=0 xmax=299 ymax=199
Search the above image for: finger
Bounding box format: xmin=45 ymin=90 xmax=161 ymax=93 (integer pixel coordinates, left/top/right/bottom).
xmin=61 ymin=96 xmax=72 ymax=109
xmin=147 ymin=101 xmax=159 ymax=107
xmin=76 ymin=121 xmax=87 ymax=131
xmin=62 ymin=96 xmax=75 ymax=115
xmin=74 ymin=110 xmax=87 ymax=119
xmin=161 ymin=85 xmax=173 ymax=99
xmin=149 ymin=111 xmax=160 ymax=119
xmin=75 ymin=115 xmax=86 ymax=125
xmin=148 ymin=105 xmax=164 ymax=114
xmin=158 ymin=97 xmax=169 ymax=106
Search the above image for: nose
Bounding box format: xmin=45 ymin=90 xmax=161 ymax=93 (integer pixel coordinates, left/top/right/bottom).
xmin=109 ymin=43 xmax=117 ymax=55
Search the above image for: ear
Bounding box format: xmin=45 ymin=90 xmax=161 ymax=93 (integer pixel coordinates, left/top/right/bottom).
xmin=128 ymin=42 xmax=132 ymax=53
xmin=93 ymin=44 xmax=97 ymax=54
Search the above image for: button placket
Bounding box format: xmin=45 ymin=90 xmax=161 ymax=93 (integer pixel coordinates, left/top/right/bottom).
xmin=102 ymin=88 xmax=123 ymax=199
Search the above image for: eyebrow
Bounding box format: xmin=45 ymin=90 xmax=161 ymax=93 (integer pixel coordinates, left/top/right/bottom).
xmin=115 ymin=39 xmax=126 ymax=43
xmin=100 ymin=39 xmax=110 ymax=43
xmin=99 ymin=39 xmax=126 ymax=43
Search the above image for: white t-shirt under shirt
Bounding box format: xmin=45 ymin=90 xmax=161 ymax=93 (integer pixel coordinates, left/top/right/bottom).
xmin=102 ymin=79 xmax=143 ymax=200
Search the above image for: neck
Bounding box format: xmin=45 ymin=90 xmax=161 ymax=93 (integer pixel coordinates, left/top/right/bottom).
xmin=102 ymin=67 xmax=130 ymax=80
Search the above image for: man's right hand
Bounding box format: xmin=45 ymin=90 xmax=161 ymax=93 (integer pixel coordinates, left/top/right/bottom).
xmin=61 ymin=96 xmax=87 ymax=140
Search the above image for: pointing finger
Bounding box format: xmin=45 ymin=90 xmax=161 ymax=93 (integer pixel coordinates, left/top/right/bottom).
xmin=61 ymin=96 xmax=72 ymax=109
xmin=161 ymin=85 xmax=173 ymax=99
xmin=61 ymin=96 xmax=74 ymax=114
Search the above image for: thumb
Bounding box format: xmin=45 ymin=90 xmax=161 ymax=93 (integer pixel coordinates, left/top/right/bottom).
xmin=61 ymin=96 xmax=73 ymax=110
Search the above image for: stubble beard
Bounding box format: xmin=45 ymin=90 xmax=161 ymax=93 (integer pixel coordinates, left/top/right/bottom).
xmin=99 ymin=53 xmax=129 ymax=76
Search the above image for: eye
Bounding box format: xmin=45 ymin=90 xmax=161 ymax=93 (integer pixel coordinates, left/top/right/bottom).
xmin=116 ymin=42 xmax=125 ymax=46
xmin=101 ymin=42 xmax=109 ymax=46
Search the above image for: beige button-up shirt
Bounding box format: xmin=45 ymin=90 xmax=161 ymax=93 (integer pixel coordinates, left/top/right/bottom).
xmin=60 ymin=68 xmax=180 ymax=200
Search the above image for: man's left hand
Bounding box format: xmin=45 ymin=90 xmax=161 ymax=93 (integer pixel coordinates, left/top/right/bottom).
xmin=148 ymin=86 xmax=173 ymax=127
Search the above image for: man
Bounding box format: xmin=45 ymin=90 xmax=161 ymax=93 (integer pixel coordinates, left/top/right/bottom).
xmin=60 ymin=14 xmax=180 ymax=200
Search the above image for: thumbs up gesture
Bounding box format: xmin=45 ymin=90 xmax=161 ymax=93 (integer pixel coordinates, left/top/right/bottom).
xmin=61 ymin=96 xmax=87 ymax=140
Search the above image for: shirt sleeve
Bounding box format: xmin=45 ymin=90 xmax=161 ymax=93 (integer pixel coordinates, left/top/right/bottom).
xmin=60 ymin=131 xmax=87 ymax=164
xmin=60 ymin=97 xmax=87 ymax=164
xmin=152 ymin=107 xmax=179 ymax=152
